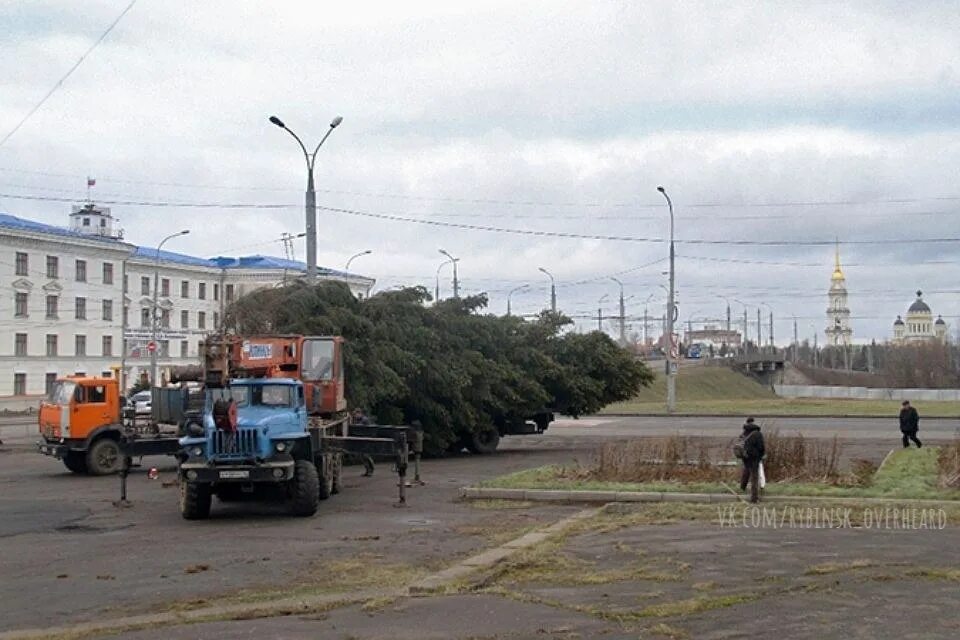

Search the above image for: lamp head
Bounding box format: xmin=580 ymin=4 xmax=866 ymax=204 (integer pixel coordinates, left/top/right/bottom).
xmin=330 ymin=116 xmax=343 ymax=128
xmin=657 ymin=186 xmax=666 ymax=193
xmin=269 ymin=116 xmax=285 ymax=128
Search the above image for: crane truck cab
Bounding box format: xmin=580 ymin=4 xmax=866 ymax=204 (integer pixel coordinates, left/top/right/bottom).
xmin=177 ymin=377 xmax=329 ymax=519
xmin=37 ymin=376 xmax=125 ymax=475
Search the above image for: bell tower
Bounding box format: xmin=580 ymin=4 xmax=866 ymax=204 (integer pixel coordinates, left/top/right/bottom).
xmin=825 ymin=241 xmax=853 ymax=346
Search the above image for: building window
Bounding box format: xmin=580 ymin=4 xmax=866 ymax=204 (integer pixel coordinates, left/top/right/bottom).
xmin=198 ymin=312 xmax=206 ymax=329
xmin=15 ymin=252 xmax=28 ymax=276
xmin=46 ymin=334 xmax=57 ymax=356
xmin=46 ymin=295 xmax=58 ymax=319
xmin=123 ymin=305 xmax=128 ymax=326
xmin=14 ymin=333 xmax=27 ymax=357
xmin=161 ymin=278 xmax=170 ymax=297
xmin=160 ymin=309 xmax=170 ymax=328
xmin=225 ymin=284 xmax=234 ymax=302
xmin=45 ymin=373 xmax=57 ymax=396
xmin=141 ymin=308 xmax=150 ymax=327
xmin=102 ymin=300 xmax=113 ymax=321
xmin=15 ymin=292 xmax=28 ymax=318
xmin=199 ymin=282 xmax=206 ymax=300
xmin=75 ymin=297 xmax=87 ymax=320
xmin=141 ymin=276 xmax=150 ymax=295
xmin=103 ymin=263 xmax=114 ymax=285
xmin=75 ymin=259 xmax=87 ymax=282
xmin=181 ymin=280 xmax=189 ymax=298
xmin=75 ymin=335 xmax=86 ymax=356
xmin=102 ymin=336 xmax=113 ymax=357
xmin=180 ymin=340 xmax=188 ymax=358
xmin=213 ymin=311 xmax=219 ymax=329
xmin=159 ymin=340 xmax=169 ymax=357
xmin=82 ymin=217 xmax=90 ymax=227
xmin=47 ymin=255 xmax=59 ymax=279
xmin=123 ymin=274 xmax=129 ymax=293
xmin=14 ymin=373 xmax=26 ymax=396
xmin=181 ymin=310 xmax=189 ymax=328
xmin=213 ymin=283 xmax=219 ymax=301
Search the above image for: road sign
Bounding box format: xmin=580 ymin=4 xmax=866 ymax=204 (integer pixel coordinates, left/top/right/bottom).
xmin=669 ymin=333 xmax=680 ymax=360
xmin=147 ymin=341 xmax=157 ymax=354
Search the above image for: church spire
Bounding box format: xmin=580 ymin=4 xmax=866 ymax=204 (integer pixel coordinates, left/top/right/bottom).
xmin=832 ymin=238 xmax=844 ymax=281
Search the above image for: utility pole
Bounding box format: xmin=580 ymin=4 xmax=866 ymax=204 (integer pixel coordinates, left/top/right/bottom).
xmin=538 ymin=267 xmax=556 ymax=313
xmin=757 ymin=308 xmax=762 ymax=353
xmin=439 ymin=249 xmax=460 ymax=299
xmin=597 ymin=294 xmax=608 ymax=332
xmin=151 ymin=230 xmax=190 ymax=387
xmin=657 ymin=186 xmax=677 ymax=413
xmin=793 ymin=317 xmax=798 ymax=362
xmin=743 ymin=309 xmax=749 ymax=352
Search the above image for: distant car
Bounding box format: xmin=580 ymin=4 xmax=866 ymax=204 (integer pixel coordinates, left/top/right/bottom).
xmin=130 ymin=391 xmax=152 ymax=416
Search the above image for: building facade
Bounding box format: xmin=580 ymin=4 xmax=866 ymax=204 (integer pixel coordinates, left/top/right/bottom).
xmin=892 ymin=291 xmax=948 ymax=344
xmin=1 ymin=205 xmax=375 ymax=408
xmin=825 ymin=244 xmax=853 ymax=346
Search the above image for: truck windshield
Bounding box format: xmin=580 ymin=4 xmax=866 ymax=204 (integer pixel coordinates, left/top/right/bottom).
xmin=46 ymin=381 xmax=76 ymax=405
xmin=302 ymin=339 xmax=334 ymax=381
xmin=254 ymin=385 xmax=294 ymax=407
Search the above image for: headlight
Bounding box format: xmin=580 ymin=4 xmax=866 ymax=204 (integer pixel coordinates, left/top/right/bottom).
xmin=190 ymin=446 xmax=203 ymax=457
xmin=275 ymin=441 xmax=288 ymax=453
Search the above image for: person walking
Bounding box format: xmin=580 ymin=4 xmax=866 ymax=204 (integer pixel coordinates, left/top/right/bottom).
xmin=736 ymin=417 xmax=765 ymax=503
xmin=899 ymin=400 xmax=922 ymax=448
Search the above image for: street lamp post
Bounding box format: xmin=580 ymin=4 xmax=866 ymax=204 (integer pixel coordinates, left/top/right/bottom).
xmin=507 ymin=284 xmax=528 ymax=316
xmin=597 ymin=294 xmax=609 ymax=332
xmin=657 ymin=186 xmax=677 ymax=413
xmin=438 ymin=249 xmax=460 ymax=298
xmin=435 ymin=257 xmax=454 ymax=302
xmin=268 ymin=114 xmax=343 ymax=279
xmin=761 ymin=302 xmax=773 ymax=351
xmin=344 ymin=249 xmax=372 ymax=273
xmin=150 ymin=230 xmax=189 ymax=387
xmin=610 ymin=277 xmax=626 ymax=344
xmin=538 ymin=267 xmax=556 ymax=313
xmin=734 ymin=299 xmax=749 ymax=354
xmin=643 ymin=293 xmax=655 ymax=347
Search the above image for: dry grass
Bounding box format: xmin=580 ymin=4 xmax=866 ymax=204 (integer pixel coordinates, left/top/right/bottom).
xmin=588 ymin=432 xmax=846 ymax=485
xmin=938 ymin=438 xmax=960 ymax=488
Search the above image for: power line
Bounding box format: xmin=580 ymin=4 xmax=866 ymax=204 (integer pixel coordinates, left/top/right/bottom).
xmin=0 ymin=0 xmax=139 ymax=149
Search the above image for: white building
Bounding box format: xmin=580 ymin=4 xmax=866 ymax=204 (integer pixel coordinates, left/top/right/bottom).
xmin=1 ymin=204 xmax=374 ymax=409
xmin=892 ymin=291 xmax=948 ymax=344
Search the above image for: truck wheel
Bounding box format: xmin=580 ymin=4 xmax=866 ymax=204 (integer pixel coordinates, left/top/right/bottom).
xmin=318 ymin=456 xmax=333 ymax=500
xmin=62 ymin=451 xmax=88 ymax=474
xmin=291 ymin=460 xmax=320 ymax=516
xmin=180 ymin=481 xmax=212 ymax=520
xmin=86 ymin=438 xmax=123 ymax=475
xmin=331 ymin=454 xmax=343 ymax=495
xmin=467 ymin=428 xmax=500 ymax=455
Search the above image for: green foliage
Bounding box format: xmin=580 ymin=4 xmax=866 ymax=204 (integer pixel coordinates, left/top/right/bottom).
xmin=225 ymin=282 xmax=653 ymax=452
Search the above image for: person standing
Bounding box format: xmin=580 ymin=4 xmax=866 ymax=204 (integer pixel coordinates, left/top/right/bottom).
xmin=899 ymin=400 xmax=922 ymax=448
xmin=736 ymin=417 xmax=765 ymax=503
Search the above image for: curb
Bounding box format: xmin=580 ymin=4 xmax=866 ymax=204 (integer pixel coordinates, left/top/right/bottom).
xmin=597 ymin=413 xmax=958 ymax=419
xmin=461 ymin=486 xmax=960 ymax=507
xmin=407 ymin=505 xmax=604 ymax=595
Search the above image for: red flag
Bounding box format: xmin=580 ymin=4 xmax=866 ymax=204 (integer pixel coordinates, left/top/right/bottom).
xmin=87 ymin=177 xmax=96 ymax=187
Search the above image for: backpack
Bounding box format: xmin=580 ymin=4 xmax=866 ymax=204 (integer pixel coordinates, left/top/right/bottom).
xmin=733 ymin=433 xmax=749 ymax=459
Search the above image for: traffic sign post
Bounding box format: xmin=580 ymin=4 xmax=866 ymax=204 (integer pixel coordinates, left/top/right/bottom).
xmin=146 ymin=341 xmax=157 ymax=354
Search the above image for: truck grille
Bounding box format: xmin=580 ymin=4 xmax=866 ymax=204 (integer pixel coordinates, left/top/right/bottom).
xmin=210 ymin=429 xmax=259 ymax=459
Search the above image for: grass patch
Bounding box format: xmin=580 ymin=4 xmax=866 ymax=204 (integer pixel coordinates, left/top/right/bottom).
xmin=481 ymin=453 xmax=960 ymax=501
xmin=649 ymin=622 xmax=691 ymax=638
xmin=638 ymin=593 xmax=762 ymax=618
xmin=904 ymin=567 xmax=960 ymax=581
xmin=467 ymin=498 xmax=536 ymax=510
xmin=805 ymin=559 xmax=874 ymax=575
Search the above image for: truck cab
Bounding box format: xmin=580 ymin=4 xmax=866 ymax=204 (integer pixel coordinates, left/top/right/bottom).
xmin=177 ymin=378 xmax=320 ymax=519
xmin=37 ymin=377 xmax=124 ymax=474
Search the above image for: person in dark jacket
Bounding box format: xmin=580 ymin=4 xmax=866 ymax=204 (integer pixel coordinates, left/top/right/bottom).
xmin=739 ymin=417 xmax=765 ymax=503
xmin=898 ymin=400 xmax=922 ymax=448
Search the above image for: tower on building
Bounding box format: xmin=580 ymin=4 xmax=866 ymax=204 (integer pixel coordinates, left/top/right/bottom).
xmin=825 ymin=241 xmax=853 ymax=346
xmin=69 ymin=203 xmax=123 ymax=239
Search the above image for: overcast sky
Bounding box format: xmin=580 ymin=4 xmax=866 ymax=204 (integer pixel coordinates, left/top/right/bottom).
xmin=1 ymin=0 xmax=959 ymax=344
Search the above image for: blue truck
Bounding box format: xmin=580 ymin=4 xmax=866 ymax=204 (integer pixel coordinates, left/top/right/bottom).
xmin=177 ymin=377 xmax=405 ymax=519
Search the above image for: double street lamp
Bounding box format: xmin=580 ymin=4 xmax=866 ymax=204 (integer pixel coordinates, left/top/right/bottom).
xmin=269 ymin=113 xmax=343 ymax=279
xmin=657 ymin=186 xmax=677 ymax=413
xmin=538 ymin=267 xmax=556 ymax=313
xmin=151 ymin=230 xmax=190 ymax=386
